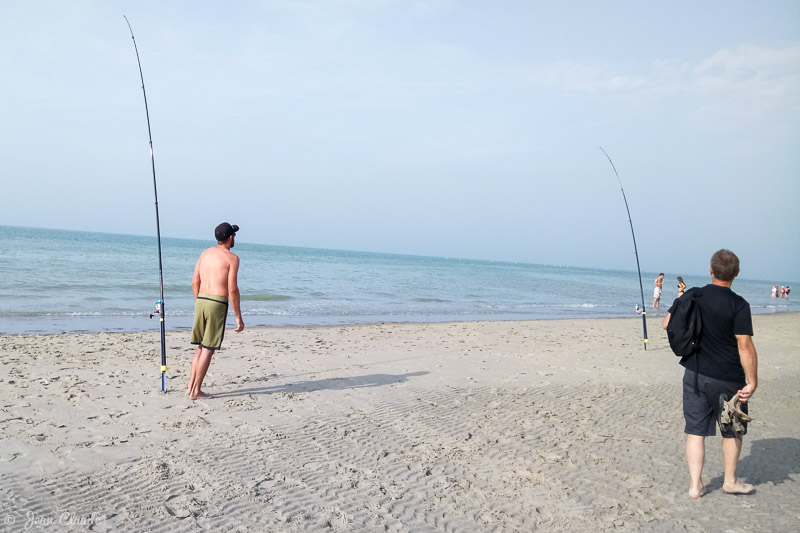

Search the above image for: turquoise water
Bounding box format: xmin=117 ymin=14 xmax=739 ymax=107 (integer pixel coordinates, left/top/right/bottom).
xmin=0 ymin=225 xmax=795 ymax=334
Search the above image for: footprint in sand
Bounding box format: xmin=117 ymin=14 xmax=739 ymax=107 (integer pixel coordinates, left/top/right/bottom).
xmin=164 ymin=494 xmax=204 ymax=519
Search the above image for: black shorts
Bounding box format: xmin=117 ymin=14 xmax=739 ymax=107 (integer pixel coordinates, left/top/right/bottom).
xmin=683 ymin=369 xmax=747 ymax=438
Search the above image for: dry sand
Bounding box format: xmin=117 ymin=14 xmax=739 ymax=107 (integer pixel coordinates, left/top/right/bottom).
xmin=1 ymin=314 xmax=798 ymax=532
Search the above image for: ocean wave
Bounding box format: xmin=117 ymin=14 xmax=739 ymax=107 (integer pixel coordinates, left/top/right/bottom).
xmin=120 ymin=283 xmax=189 ymax=293
xmin=0 ymin=310 xmax=144 ymax=318
xmin=242 ymin=293 xmax=292 ymax=302
xmin=752 ymin=303 xmax=790 ymax=309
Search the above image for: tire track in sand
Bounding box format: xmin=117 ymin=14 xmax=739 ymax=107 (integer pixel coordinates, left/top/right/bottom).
xmin=1 ymin=377 xmax=797 ymax=532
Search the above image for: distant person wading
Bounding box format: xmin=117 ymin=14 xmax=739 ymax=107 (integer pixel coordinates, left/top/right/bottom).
xmin=653 ymin=273 xmax=665 ymax=309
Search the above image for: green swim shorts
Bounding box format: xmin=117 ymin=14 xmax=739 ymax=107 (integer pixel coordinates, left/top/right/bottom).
xmin=191 ymin=293 xmax=229 ymax=350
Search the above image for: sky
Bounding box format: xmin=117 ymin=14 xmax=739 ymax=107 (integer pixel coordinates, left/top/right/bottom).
xmin=1 ymin=1 xmax=798 ymax=282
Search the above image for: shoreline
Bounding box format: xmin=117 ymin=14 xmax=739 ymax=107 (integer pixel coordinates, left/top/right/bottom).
xmin=1 ymin=307 xmax=797 ymax=337
xmin=2 ymin=314 xmax=798 ymax=531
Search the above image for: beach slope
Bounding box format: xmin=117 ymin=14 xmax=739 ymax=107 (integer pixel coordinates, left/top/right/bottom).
xmin=1 ymin=315 xmax=798 ymax=531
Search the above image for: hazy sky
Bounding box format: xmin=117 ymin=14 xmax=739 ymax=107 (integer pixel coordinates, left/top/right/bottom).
xmin=1 ymin=1 xmax=798 ymax=281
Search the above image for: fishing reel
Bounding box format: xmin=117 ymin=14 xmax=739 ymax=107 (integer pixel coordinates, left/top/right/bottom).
xmin=149 ymin=300 xmax=163 ymax=319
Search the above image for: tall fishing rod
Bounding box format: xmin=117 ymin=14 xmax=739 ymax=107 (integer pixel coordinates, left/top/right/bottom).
xmin=124 ymin=16 xmax=168 ymax=391
xmin=599 ymin=147 xmax=649 ymax=350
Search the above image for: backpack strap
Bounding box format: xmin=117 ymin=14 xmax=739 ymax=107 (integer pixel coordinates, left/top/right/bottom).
xmin=692 ymin=288 xmax=704 ymax=393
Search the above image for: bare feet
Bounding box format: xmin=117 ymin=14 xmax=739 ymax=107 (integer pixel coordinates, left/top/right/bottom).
xmin=190 ymin=391 xmax=214 ymax=401
xmin=723 ymin=478 xmax=754 ymax=494
xmin=689 ymin=485 xmax=706 ymax=499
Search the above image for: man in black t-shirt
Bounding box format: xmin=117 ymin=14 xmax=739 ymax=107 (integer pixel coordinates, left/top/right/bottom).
xmin=662 ymin=249 xmax=758 ymax=499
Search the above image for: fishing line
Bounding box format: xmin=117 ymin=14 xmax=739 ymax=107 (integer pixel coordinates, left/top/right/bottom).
xmin=124 ymin=15 xmax=168 ymax=390
xmin=599 ymin=147 xmax=649 ymax=350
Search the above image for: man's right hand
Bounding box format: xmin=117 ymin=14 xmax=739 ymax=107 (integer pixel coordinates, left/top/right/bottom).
xmin=234 ymin=317 xmax=245 ymax=332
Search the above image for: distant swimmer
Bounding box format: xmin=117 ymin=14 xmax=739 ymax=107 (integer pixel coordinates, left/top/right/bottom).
xmin=188 ymin=222 xmax=245 ymax=400
xmin=653 ymin=273 xmax=665 ymax=309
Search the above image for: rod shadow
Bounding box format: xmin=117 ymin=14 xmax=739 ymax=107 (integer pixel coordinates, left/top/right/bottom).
xmin=212 ymin=371 xmax=429 ymax=398
xmin=706 ymin=437 xmax=800 ymax=492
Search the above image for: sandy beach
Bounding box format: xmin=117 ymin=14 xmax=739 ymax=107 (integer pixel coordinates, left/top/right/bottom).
xmin=1 ymin=314 xmax=798 ymax=532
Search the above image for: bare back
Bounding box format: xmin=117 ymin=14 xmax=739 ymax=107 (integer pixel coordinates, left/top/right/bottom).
xmin=192 ymin=245 xmax=240 ymax=298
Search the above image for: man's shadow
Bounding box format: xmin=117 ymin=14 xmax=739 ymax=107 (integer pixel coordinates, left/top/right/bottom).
xmin=213 ymin=371 xmax=429 ymax=398
xmin=707 ymin=438 xmax=800 ymax=492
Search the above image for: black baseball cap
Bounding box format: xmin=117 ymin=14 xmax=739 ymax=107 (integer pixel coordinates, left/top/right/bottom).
xmin=215 ymin=222 xmax=239 ymax=241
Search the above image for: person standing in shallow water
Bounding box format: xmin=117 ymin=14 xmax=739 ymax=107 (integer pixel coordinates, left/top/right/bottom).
xmin=653 ymin=273 xmax=665 ymax=308
xmin=662 ymin=249 xmax=758 ymax=499
xmin=677 ymin=276 xmax=687 ymax=298
xmin=188 ymin=222 xmax=245 ymax=400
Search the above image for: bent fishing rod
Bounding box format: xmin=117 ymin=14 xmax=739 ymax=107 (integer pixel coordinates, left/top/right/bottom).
xmin=124 ymin=16 xmax=168 ymax=390
xmin=599 ymin=147 xmax=649 ymax=350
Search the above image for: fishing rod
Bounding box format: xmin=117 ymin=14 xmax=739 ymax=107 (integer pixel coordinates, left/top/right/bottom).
xmin=599 ymin=147 xmax=649 ymax=350
xmin=124 ymin=16 xmax=168 ymax=391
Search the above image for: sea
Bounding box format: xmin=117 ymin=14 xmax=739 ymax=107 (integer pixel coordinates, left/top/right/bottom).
xmin=0 ymin=225 xmax=795 ymax=335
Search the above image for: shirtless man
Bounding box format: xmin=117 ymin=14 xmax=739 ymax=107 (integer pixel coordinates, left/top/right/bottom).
xmin=188 ymin=222 xmax=245 ymax=400
xmin=653 ymin=273 xmax=665 ymax=308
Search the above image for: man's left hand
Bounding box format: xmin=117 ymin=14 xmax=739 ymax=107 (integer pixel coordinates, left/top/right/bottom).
xmin=737 ymin=383 xmax=757 ymax=402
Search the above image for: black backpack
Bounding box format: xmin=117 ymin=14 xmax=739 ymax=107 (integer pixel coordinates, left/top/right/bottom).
xmin=667 ymin=288 xmax=703 ymax=357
